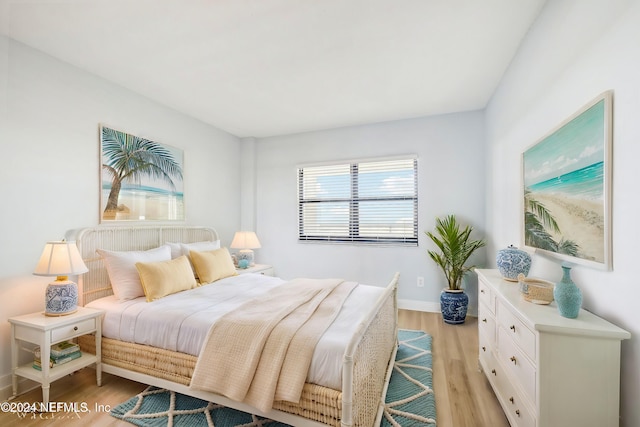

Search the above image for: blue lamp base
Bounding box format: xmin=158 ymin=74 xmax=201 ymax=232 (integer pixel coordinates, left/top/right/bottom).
xmin=45 ymin=280 xmax=78 ymax=317
xmin=237 ymin=249 xmax=255 ymax=267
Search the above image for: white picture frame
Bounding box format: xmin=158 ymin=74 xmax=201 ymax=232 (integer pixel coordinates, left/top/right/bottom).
xmin=522 ymin=91 xmax=613 ymax=270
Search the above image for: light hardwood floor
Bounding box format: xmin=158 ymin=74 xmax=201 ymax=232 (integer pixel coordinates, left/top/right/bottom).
xmin=397 ymin=311 xmax=509 ymax=427
xmin=1 ymin=310 xmax=509 ymax=427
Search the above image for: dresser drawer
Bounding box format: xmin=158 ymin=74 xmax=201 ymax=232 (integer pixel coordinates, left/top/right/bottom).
xmin=497 ymin=300 xmax=536 ymax=361
xmin=494 ymin=364 xmax=537 ymax=427
xmin=478 ymin=303 xmax=496 ymax=344
xmin=478 ymin=279 xmax=495 ymax=314
xmin=498 ymin=327 xmax=536 ymax=404
xmin=478 ymin=329 xmax=493 ymax=367
xmin=50 ymin=318 xmax=96 ymax=343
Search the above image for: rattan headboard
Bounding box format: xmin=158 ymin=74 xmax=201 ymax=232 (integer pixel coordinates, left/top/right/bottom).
xmin=65 ymin=225 xmax=219 ymax=306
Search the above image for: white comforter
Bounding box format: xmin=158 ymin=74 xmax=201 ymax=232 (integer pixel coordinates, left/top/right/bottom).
xmin=86 ymin=273 xmax=384 ymax=390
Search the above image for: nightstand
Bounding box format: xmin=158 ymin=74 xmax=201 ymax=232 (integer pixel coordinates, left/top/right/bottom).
xmin=9 ymin=306 xmax=104 ymax=405
xmin=236 ymin=264 xmax=274 ymax=276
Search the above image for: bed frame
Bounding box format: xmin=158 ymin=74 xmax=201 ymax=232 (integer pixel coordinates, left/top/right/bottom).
xmin=66 ymin=225 xmax=399 ymax=427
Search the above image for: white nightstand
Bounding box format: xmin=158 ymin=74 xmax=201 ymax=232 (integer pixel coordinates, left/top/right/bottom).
xmin=236 ymin=264 xmax=274 ymax=276
xmin=9 ymin=306 xmax=104 ymax=405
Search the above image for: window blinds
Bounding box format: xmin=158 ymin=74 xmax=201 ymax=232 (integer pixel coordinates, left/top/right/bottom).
xmin=298 ymin=157 xmax=418 ymax=245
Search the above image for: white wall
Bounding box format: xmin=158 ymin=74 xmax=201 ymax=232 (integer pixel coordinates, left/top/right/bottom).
xmin=254 ymin=112 xmax=487 ymax=312
xmin=485 ymin=1 xmax=640 ymax=425
xmin=0 ymin=37 xmax=241 ymax=397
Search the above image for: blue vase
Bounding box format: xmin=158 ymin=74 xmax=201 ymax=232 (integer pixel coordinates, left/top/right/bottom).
xmin=496 ymin=245 xmax=531 ymax=281
xmin=553 ymin=265 xmax=582 ymax=318
xmin=440 ymin=290 xmax=469 ymax=324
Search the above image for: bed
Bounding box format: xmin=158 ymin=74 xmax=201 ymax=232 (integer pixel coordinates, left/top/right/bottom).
xmin=66 ymin=225 xmax=398 ymax=427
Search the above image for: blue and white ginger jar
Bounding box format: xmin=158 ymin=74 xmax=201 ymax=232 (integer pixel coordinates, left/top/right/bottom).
xmin=496 ymin=245 xmax=531 ymax=281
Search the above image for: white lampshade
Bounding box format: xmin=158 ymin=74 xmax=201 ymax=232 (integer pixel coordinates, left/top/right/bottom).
xmin=230 ymin=231 xmax=261 ymax=267
xmin=230 ymin=231 xmax=261 ymax=250
xmin=34 ymin=241 xmax=88 ymax=278
xmin=34 ymin=241 xmax=88 ymax=316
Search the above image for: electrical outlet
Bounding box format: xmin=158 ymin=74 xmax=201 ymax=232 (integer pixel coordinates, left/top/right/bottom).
xmin=417 ymin=276 xmax=424 ymax=287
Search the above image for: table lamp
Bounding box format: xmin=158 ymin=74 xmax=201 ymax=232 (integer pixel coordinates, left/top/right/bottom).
xmin=230 ymin=231 xmax=261 ymax=267
xmin=33 ymin=240 xmax=88 ymax=316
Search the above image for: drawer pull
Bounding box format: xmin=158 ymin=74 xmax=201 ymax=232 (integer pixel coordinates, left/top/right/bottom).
xmin=491 ymin=369 xmax=497 ymax=376
xmin=482 ymin=318 xmax=487 ymax=323
xmin=515 ymin=409 xmax=521 ymax=417
xmin=480 ymin=289 xmax=485 ymax=294
xmin=510 ymin=356 xmax=517 ymax=364
xmin=510 ymin=325 xmax=516 ymax=332
xmin=509 ymin=396 xmax=514 ymax=404
xmin=74 ymin=326 xmax=78 ymax=331
xmin=482 ymin=346 xmax=486 ymax=352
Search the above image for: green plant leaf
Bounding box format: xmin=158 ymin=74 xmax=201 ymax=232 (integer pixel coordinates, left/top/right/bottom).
xmin=426 ymin=214 xmax=485 ymax=290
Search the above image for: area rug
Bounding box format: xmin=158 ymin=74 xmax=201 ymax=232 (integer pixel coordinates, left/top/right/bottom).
xmin=110 ymin=329 xmax=435 ymax=427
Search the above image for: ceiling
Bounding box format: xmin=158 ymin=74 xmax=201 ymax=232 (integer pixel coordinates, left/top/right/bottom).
xmin=1 ymin=0 xmax=546 ymax=138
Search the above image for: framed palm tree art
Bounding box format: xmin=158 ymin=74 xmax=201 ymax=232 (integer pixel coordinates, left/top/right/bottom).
xmin=100 ymin=125 xmax=184 ymax=222
xmin=522 ymin=91 xmax=612 ymax=270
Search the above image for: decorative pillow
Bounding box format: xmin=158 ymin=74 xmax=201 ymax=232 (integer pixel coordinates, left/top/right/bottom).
xmin=189 ymin=248 xmax=237 ymax=285
xmin=136 ymin=255 xmax=197 ymax=302
xmin=97 ymin=245 xmax=172 ymax=301
xmin=177 ymin=240 xmax=222 ymax=279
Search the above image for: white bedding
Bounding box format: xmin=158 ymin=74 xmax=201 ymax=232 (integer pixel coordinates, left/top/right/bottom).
xmin=86 ymin=272 xmax=384 ymax=390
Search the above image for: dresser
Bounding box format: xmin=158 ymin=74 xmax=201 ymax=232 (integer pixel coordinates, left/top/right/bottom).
xmin=476 ymin=269 xmax=630 ymax=427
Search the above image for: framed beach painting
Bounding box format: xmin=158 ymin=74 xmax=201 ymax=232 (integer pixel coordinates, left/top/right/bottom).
xmin=100 ymin=125 xmax=185 ymax=222
xmin=522 ymin=91 xmax=613 ymax=270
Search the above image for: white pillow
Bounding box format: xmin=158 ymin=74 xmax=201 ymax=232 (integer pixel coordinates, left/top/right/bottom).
xmin=179 ymin=240 xmax=221 ymax=256
xmin=97 ymin=245 xmax=172 ymax=301
xmin=165 ymin=240 xmax=221 ymax=259
xmin=165 ymin=242 xmax=184 ymax=259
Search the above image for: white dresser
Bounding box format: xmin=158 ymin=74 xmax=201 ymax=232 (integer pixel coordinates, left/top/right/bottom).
xmin=476 ymin=269 xmax=630 ymax=427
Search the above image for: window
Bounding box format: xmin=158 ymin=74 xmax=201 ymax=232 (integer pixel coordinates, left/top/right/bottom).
xmin=298 ymin=157 xmax=418 ymax=245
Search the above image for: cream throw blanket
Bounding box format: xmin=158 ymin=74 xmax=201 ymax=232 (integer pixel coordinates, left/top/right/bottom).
xmin=189 ymin=278 xmax=357 ymax=412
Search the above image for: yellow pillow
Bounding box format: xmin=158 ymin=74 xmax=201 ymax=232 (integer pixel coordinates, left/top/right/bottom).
xmin=189 ymin=247 xmax=238 ymax=284
xmin=136 ymin=255 xmax=197 ymax=302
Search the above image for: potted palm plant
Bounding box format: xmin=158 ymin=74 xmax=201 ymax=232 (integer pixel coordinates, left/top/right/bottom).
xmin=426 ymin=214 xmax=485 ymax=324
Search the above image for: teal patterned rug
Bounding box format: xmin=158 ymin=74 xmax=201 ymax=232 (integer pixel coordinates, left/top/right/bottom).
xmin=111 ymin=330 xmax=435 ymax=426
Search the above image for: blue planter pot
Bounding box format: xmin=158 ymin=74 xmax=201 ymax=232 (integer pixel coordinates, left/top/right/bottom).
xmin=440 ymin=290 xmax=469 ymax=324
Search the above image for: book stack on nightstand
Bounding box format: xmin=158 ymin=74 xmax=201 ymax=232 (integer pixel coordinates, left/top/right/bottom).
xmin=33 ymin=341 xmax=82 ymax=371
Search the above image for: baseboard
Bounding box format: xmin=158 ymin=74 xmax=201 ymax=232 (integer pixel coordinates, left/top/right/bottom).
xmin=398 ymin=299 xmax=441 ymax=313
xmin=0 ymin=377 xmax=39 ymax=402
xmin=397 ymin=299 xmax=478 ymax=317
